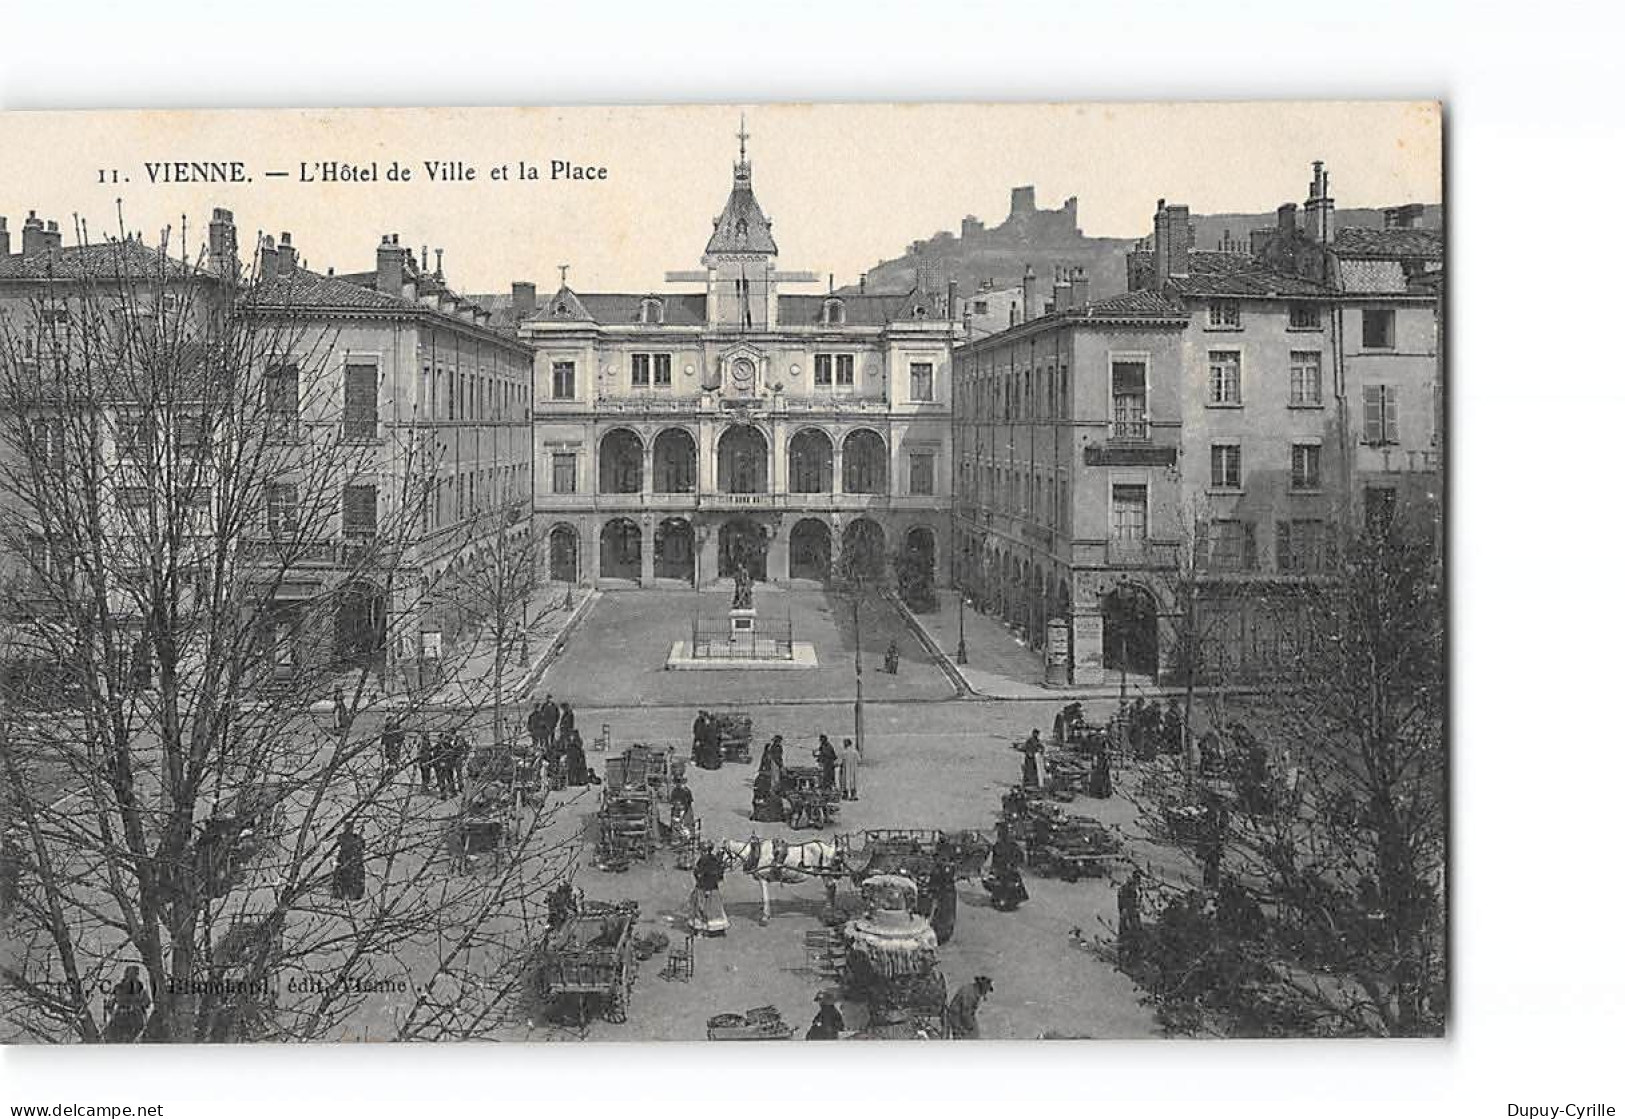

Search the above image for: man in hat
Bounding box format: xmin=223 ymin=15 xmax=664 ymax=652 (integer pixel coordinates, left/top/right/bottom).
xmin=1015 ymin=729 xmax=1046 ymax=790
xmin=945 ymin=975 xmax=993 ymax=1039
xmin=692 ymin=709 xmax=710 ymax=764
xmin=381 ymin=719 xmax=404 ymax=778
xmin=927 ymin=840 xmax=958 ymax=945
xmin=416 ymin=732 xmax=435 ymax=791
xmin=527 ymin=702 xmax=546 ymax=752
xmin=688 ymin=842 xmax=729 ymax=936
xmin=333 ymin=820 xmax=365 ymax=901
xmin=668 ymin=774 xmax=695 ymax=843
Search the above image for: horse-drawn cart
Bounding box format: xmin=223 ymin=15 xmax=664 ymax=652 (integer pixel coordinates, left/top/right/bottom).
xmin=530 ymin=899 xmax=640 ymax=1026
xmin=843 ymin=828 xmax=991 ymax=885
xmin=713 ymin=713 xmax=753 ymax=764
xmin=781 ymin=766 xmax=840 ymax=829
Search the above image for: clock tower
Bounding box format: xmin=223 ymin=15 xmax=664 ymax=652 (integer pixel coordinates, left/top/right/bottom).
xmin=702 ymin=117 xmax=780 ymax=333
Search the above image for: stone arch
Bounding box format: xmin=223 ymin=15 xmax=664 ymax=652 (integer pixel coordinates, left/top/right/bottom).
xmin=652 ymin=427 xmax=697 ymax=494
xmin=903 ymin=525 xmax=937 ymax=584
xmin=719 ymin=517 xmax=768 ymax=582
xmin=788 ymin=427 xmax=835 ymax=493
xmin=334 ymin=578 xmax=387 ymax=669
xmin=841 ymin=428 xmax=888 ymax=494
xmin=841 ymin=517 xmax=886 ymax=580
xmin=654 ymin=517 xmax=695 ymax=582
xmin=599 ymin=517 xmax=642 ymax=581
xmin=789 ymin=517 xmax=832 ymax=581
xmin=598 ymin=428 xmax=644 ymax=494
xmin=548 ymin=523 xmax=579 ymax=583
xmin=717 ymin=424 xmax=769 ymax=494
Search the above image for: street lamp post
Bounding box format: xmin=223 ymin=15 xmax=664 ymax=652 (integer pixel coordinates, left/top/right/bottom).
xmin=853 ymin=576 xmax=866 ymax=758
xmin=956 ymin=591 xmax=968 ymax=665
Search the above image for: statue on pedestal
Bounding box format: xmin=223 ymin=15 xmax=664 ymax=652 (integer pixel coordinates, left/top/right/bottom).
xmin=732 ymin=562 xmax=754 ymax=610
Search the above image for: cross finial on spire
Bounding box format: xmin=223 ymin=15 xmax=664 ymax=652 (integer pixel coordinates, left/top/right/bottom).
xmin=737 ymin=113 xmax=749 ymax=161
xmin=558 ymin=263 xmax=570 ymax=287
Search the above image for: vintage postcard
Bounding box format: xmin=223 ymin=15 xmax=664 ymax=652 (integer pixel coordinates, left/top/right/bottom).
xmin=0 ymin=102 xmax=1444 ymax=1043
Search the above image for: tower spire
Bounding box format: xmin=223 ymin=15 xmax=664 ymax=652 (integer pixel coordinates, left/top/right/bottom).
xmin=734 ymin=113 xmax=751 ymax=183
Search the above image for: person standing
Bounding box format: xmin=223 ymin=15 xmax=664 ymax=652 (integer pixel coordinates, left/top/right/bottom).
xmin=331 ymin=688 xmax=348 ymax=735
xmin=527 ymin=703 xmax=546 ymax=752
xmin=1015 ymin=730 xmax=1046 ymax=791
xmin=333 ymin=821 xmax=365 ymax=901
xmin=540 ymin=695 xmax=560 ymax=753
xmin=838 ymin=737 xmax=860 ymax=801
xmin=668 ymin=774 xmax=695 ymax=843
xmin=104 ymin=965 xmax=151 ymax=1043
xmin=815 ymin=734 xmax=838 ymax=790
xmin=927 ymin=849 xmax=958 ymax=945
xmin=435 ymin=732 xmax=457 ymax=799
xmin=986 ymin=822 xmax=1028 ymax=911
xmin=945 ymin=975 xmax=993 ymax=1040
xmin=416 ymin=733 xmax=435 ymax=790
xmin=688 ymin=842 xmax=729 ymax=936
xmin=381 ymin=720 xmax=404 ymax=777
xmin=805 ymin=992 xmax=844 ymax=1040
xmin=692 ymin=709 xmax=710 ymax=764
xmin=450 ymin=732 xmax=468 ymax=795
xmin=1117 ymin=869 xmax=1144 ymax=966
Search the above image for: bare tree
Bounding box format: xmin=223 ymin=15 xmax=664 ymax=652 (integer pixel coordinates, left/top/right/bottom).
xmin=1117 ymin=517 xmax=1445 ymax=1037
xmin=0 ymin=218 xmax=580 ymax=1043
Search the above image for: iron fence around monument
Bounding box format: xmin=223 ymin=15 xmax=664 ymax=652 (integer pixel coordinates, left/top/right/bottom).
xmin=689 ymin=614 xmax=795 ymax=660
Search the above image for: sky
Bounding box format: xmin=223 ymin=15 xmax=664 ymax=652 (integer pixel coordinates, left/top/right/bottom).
xmin=0 ymin=103 xmax=1440 ymax=297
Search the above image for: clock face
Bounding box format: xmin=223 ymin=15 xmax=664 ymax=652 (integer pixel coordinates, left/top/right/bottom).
xmin=731 ymin=358 xmax=755 ymax=389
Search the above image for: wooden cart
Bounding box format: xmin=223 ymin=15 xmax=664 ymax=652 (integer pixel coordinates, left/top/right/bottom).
xmin=713 ymin=713 xmax=753 ymax=764
xmin=531 ymin=900 xmax=639 ymax=1026
xmin=781 ymin=765 xmax=839 ymax=829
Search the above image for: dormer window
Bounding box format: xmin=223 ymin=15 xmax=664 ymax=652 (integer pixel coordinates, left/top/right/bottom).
xmin=554 ymin=302 xmax=570 ymax=315
xmin=821 ymin=298 xmax=845 ymax=326
xmin=912 ymin=304 xmax=928 ymax=319
xmin=640 ymin=297 xmax=664 ymax=325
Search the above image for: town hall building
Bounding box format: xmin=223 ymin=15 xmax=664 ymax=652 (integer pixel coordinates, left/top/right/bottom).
xmin=521 ymin=128 xmax=956 ymax=590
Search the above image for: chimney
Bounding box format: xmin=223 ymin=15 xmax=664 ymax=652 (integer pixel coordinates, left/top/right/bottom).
xmin=1165 ymin=205 xmax=1192 ymax=277
xmin=1052 ymin=266 xmax=1069 ymax=312
xmin=256 ymin=235 xmax=281 ymax=281
xmin=1277 ymin=203 xmax=1298 ymax=234
xmin=21 ymin=212 xmax=48 ymax=256
xmin=277 ymin=231 xmax=297 ymax=275
xmin=376 ymin=234 xmax=407 ymax=296
xmin=1021 ymin=264 xmax=1041 ymax=322
xmin=0 ymin=217 xmax=9 ymax=256
xmin=1069 ymin=267 xmax=1090 ymax=309
xmin=511 ymin=281 xmax=536 ymax=317
xmin=207 ymin=208 xmax=238 ymax=277
xmin=859 ymin=274 xmax=867 ymax=296
xmin=1305 ymin=161 xmax=1334 ymax=244
xmin=434 ymin=248 xmax=444 ymax=277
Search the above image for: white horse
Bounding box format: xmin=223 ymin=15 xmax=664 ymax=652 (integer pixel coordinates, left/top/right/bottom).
xmin=716 ymin=836 xmax=846 ymax=925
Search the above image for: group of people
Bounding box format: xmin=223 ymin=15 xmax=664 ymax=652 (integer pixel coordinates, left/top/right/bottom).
xmin=749 ymin=733 xmax=860 ymax=825
xmin=525 ymin=695 xmax=595 ymax=788
xmin=690 ymin=710 xmax=725 ymax=770
xmin=802 ymin=973 xmax=992 ymax=1040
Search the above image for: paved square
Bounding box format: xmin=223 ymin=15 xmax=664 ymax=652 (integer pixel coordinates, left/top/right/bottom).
xmin=536 ymin=588 xmax=958 ymax=708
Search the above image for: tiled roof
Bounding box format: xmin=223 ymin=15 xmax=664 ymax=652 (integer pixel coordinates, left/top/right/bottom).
xmin=248 ymin=268 xmax=414 ymax=311
xmin=704 ymin=165 xmax=778 ymax=255
xmin=0 ymin=240 xmax=194 ymax=281
xmin=1333 ymin=227 xmax=1443 ymax=260
xmin=1339 ymin=259 xmax=1411 ymax=294
xmin=1162 ymin=251 xmax=1334 ymax=298
xmin=1077 ymin=290 xmax=1188 ymax=319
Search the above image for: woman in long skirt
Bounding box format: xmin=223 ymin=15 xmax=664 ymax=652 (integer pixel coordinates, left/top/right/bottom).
xmin=688 ymin=844 xmax=730 ymax=936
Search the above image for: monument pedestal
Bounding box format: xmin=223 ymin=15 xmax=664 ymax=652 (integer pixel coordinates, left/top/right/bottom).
xmin=727 ymin=607 xmax=758 ymax=651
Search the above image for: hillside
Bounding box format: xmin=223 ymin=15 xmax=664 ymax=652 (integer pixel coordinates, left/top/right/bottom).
xmin=844 ymin=194 xmax=1443 ymax=299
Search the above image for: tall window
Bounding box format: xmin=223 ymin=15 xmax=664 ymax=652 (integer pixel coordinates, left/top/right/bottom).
xmin=1208 ymin=300 xmax=1241 ymax=328
xmin=1111 ymin=484 xmax=1148 ymax=540
xmin=836 ymin=354 xmax=855 ymax=387
xmin=1362 ymin=309 xmax=1396 ymax=349
xmin=266 ymin=365 xmax=299 ymax=436
xmin=30 ymin=416 xmax=66 ymax=472
xmin=1363 ymin=385 xmax=1399 ymax=445
xmin=551 ymin=361 xmax=576 ymax=400
xmin=343 ymin=363 xmax=378 ymax=440
xmin=342 ymin=484 xmax=377 ymax=538
xmin=1289 ymin=303 xmax=1322 ymax=330
xmin=1210 ymin=443 xmax=1241 ymax=489
xmin=640 ymin=298 xmax=663 ymax=325
xmin=631 ymin=353 xmax=650 ymax=388
xmin=1207 ymin=351 xmax=1241 ymax=405
xmin=1290 ymin=351 xmax=1323 ymax=405
xmin=909 ymin=452 xmax=935 ymax=495
xmin=1207 ymin=519 xmax=1256 ymax=571
xmin=1290 ymin=443 xmax=1321 ymax=490
xmin=1111 ymin=361 xmax=1147 ymax=439
xmin=266 ymin=483 xmax=297 ymax=538
xmin=1276 ymin=519 xmax=1325 ymax=573
xmin=910 ymin=362 xmax=934 ymax=402
xmin=814 ymin=354 xmax=833 ymax=386
xmin=822 ymin=299 xmax=845 ymax=325
xmin=653 ymin=354 xmax=671 ymax=387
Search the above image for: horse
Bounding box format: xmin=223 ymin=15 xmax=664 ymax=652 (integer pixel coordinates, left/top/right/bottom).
xmin=715 ymin=836 xmax=846 ymax=925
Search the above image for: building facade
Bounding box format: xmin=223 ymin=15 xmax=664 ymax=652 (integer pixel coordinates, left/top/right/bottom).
xmin=953 ymin=163 xmax=1442 ymax=684
xmin=522 ymin=134 xmax=955 ymax=590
